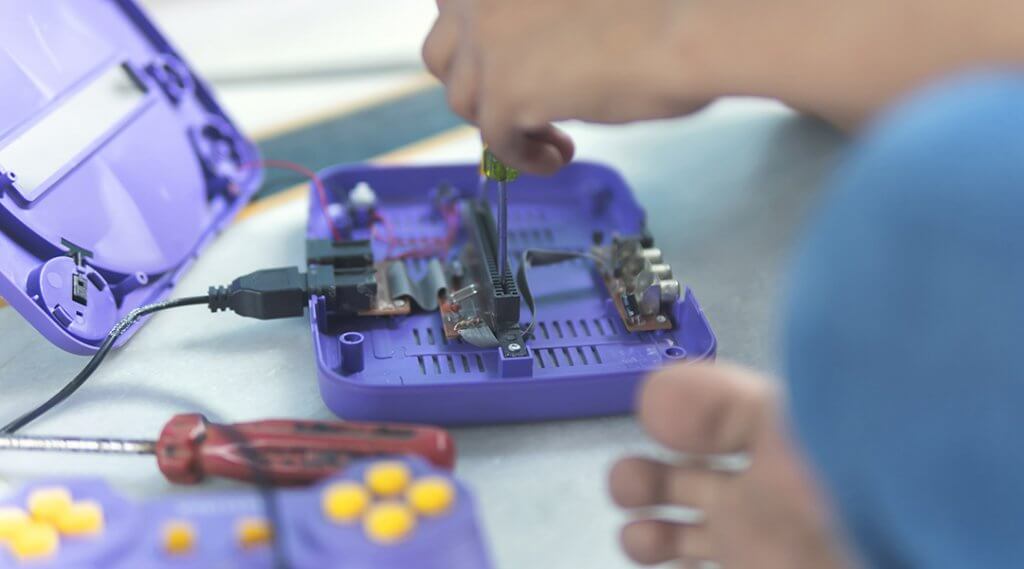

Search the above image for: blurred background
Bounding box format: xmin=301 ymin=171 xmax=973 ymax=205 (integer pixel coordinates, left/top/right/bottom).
xmin=138 ymin=0 xmax=459 ymax=198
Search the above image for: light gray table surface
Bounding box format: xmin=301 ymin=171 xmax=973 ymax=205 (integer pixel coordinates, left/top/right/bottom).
xmin=0 ymin=100 xmax=846 ymax=568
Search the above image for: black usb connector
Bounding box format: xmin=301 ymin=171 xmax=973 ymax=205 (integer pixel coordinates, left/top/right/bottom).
xmin=208 ymin=267 xmax=325 ymax=320
xmin=206 ymin=265 xmax=372 ymax=320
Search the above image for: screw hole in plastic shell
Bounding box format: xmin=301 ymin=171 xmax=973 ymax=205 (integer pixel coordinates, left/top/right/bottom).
xmin=342 ymin=332 xmax=364 ymax=344
xmin=339 ymin=332 xmax=366 ymax=375
xmin=664 ymin=346 xmax=686 ymax=359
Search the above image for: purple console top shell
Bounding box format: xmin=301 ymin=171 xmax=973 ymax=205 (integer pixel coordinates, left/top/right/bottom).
xmin=308 ymin=163 xmax=717 ymax=425
xmin=0 ymin=0 xmax=261 ymax=354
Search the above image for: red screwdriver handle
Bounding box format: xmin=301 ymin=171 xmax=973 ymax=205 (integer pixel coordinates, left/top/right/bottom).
xmin=154 ymin=414 xmax=456 ymax=486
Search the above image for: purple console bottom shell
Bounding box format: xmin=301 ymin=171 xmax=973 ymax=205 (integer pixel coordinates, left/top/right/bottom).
xmin=308 ymin=163 xmax=717 ymax=425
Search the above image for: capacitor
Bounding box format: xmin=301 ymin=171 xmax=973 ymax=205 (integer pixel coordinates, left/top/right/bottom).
xmin=349 ymin=182 xmax=377 ymax=209
xmin=658 ymin=279 xmax=681 ymax=304
xmin=348 ymin=181 xmax=377 ymax=228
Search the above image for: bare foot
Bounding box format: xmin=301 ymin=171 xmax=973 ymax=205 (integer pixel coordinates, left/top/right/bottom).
xmin=609 ymin=363 xmax=854 ymax=568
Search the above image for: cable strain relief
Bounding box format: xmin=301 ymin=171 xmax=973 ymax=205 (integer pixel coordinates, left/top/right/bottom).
xmin=207 ymin=286 xmax=230 ymax=312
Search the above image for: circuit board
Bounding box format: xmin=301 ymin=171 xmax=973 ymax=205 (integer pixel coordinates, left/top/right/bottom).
xmin=359 ymin=262 xmax=413 ymax=317
xmin=600 ymin=273 xmax=674 ymax=333
xmin=439 ymin=288 xmax=474 ymax=341
xmin=304 ymin=162 xmax=717 ymax=425
xmin=593 ymin=237 xmax=679 ymax=333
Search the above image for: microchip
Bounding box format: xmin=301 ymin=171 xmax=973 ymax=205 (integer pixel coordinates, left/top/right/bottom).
xmin=621 ymin=293 xmax=639 ymax=319
xmin=71 ymin=273 xmax=88 ymax=306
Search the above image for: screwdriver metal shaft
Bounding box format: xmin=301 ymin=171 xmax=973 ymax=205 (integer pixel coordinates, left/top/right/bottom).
xmin=480 ymin=147 xmax=518 ymax=286
xmin=497 ymin=180 xmax=509 ymax=280
xmin=0 ymin=434 xmax=156 ymax=455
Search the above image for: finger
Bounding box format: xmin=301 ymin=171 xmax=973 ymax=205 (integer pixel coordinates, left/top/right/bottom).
xmin=482 ymin=131 xmax=566 ymax=175
xmin=479 ymin=109 xmax=571 ymax=174
xmin=639 ymin=362 xmax=774 ymax=455
xmin=527 ymin=124 xmax=575 ymax=165
xmin=610 ymin=456 xmax=722 ymax=511
xmin=621 ymin=519 xmax=714 ymax=565
xmin=445 ymin=48 xmax=479 ymax=122
xmin=422 ymin=8 xmax=458 ymax=81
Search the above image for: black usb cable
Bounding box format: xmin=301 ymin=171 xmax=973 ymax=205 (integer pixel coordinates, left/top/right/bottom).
xmin=2 ymin=267 xmax=335 ymax=435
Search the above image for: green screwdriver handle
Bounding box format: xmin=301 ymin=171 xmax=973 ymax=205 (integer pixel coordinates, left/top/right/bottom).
xmin=480 ymin=147 xmax=519 ymax=182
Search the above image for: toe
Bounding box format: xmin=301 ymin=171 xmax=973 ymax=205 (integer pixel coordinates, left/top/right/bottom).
xmin=638 ymin=362 xmax=776 ymax=455
xmin=609 ymin=457 xmax=668 ymax=508
xmin=621 ymin=519 xmax=714 ymax=565
xmin=666 ymin=467 xmax=721 ymax=512
xmin=610 ymin=457 xmax=721 ymax=511
xmin=621 ymin=519 xmax=677 ymax=565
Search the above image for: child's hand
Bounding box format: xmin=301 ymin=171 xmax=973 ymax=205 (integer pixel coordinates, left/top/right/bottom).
xmin=424 ymin=0 xmax=1024 ymax=174
xmin=422 ymin=0 xmax=710 ymax=174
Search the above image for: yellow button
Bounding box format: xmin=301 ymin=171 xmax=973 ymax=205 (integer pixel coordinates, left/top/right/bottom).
xmin=365 ymin=462 xmax=411 ymax=497
xmin=55 ymin=501 xmax=105 ymax=537
xmin=0 ymin=507 xmax=31 ymax=542
xmin=363 ymin=502 xmax=416 ymax=544
xmin=8 ymin=522 xmax=59 ymax=561
xmin=162 ymin=521 xmax=196 ymax=555
xmin=236 ymin=517 xmax=273 ymax=549
xmin=322 ymin=482 xmax=370 ymax=523
xmin=27 ymin=487 xmax=73 ymax=524
xmin=406 ymin=477 xmax=456 ymax=516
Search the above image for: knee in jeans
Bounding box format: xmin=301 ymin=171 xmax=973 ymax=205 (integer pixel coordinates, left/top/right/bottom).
xmin=826 ymin=71 xmax=1024 ymax=233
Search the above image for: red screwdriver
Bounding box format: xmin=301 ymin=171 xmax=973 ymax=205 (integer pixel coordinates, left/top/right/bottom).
xmin=0 ymin=414 xmax=455 ymax=486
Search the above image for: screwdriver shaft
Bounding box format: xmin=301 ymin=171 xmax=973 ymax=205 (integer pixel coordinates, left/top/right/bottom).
xmin=0 ymin=435 xmax=156 ymax=455
xmin=497 ymin=180 xmax=509 ymax=281
xmin=478 ymin=173 xmax=489 ymax=203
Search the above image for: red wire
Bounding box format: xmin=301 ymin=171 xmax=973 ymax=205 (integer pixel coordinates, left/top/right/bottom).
xmin=242 ymin=159 xmax=342 ymax=242
xmin=239 ymin=159 xmax=460 ymax=259
xmin=385 ymin=204 xmax=459 ymax=260
xmin=371 ymin=213 xmax=397 ymax=260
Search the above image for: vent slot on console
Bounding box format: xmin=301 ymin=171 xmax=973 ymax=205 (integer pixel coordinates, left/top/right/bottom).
xmin=416 ymin=353 xmax=487 ymax=376
xmin=527 ymin=319 xmax=619 ymax=340
xmin=533 ymin=346 xmax=604 ymax=369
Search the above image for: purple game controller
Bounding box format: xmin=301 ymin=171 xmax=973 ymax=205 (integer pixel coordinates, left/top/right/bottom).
xmin=0 ymin=457 xmax=492 ymax=568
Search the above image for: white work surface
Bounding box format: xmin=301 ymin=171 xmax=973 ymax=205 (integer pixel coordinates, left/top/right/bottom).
xmin=0 ymin=2 xmax=848 ymax=567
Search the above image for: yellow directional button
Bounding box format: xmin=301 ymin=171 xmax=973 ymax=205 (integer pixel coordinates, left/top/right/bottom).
xmin=0 ymin=508 xmax=30 ymax=542
xmin=322 ymin=482 xmax=371 ymax=523
xmin=56 ymin=501 xmax=105 ymax=537
xmin=162 ymin=521 xmax=196 ymax=555
xmin=363 ymin=502 xmax=416 ymax=544
xmin=8 ymin=522 xmax=59 ymax=561
xmin=27 ymin=487 xmax=73 ymax=524
xmin=236 ymin=517 xmax=273 ymax=549
xmin=365 ymin=462 xmax=411 ymax=497
xmin=406 ymin=477 xmax=456 ymax=516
